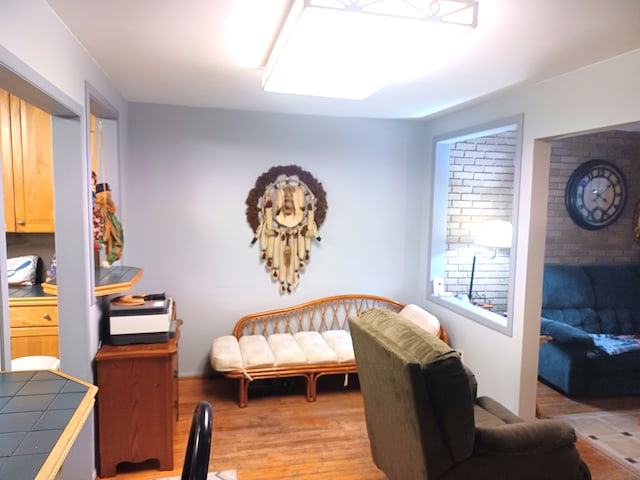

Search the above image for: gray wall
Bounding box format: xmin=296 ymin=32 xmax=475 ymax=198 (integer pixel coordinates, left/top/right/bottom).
xmin=0 ymin=3 xmax=129 ymax=478
xmin=123 ymin=103 xmax=425 ymax=375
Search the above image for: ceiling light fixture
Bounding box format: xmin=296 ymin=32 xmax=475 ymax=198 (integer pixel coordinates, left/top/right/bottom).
xmin=262 ymin=0 xmax=479 ymax=100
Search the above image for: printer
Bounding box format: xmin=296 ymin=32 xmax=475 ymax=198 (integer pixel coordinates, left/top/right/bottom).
xmin=108 ymin=295 xmax=175 ymax=345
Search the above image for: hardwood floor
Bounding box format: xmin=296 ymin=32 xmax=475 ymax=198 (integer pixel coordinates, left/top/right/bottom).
xmin=97 ymin=376 xmax=640 ymax=480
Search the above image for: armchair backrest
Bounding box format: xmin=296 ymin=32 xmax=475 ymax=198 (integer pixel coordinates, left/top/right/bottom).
xmin=349 ymin=308 xmax=475 ymax=480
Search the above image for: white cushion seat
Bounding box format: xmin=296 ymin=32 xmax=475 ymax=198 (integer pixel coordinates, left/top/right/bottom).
xmin=321 ymin=330 xmax=355 ymax=363
xmin=239 ymin=335 xmax=276 ymax=369
xmin=210 ymin=335 xmax=244 ymax=372
xmin=294 ymin=331 xmax=338 ymax=364
xmin=210 ymin=330 xmax=359 ymax=372
xmin=209 ymin=309 xmax=440 ymax=374
xmin=267 ymin=333 xmax=308 ymax=367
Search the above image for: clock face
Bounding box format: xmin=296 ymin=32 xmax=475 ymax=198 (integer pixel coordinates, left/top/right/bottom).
xmin=565 ymin=159 xmax=627 ymax=230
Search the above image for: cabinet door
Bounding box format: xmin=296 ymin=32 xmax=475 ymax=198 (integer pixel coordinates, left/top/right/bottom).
xmin=13 ymin=96 xmax=55 ymax=232
xmin=0 ymin=90 xmax=17 ymax=231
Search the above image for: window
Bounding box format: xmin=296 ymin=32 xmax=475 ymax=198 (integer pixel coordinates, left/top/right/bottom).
xmin=429 ymin=117 xmax=522 ymax=334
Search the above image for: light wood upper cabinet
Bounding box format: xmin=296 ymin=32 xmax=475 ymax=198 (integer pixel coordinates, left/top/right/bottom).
xmin=0 ymin=88 xmax=55 ymax=233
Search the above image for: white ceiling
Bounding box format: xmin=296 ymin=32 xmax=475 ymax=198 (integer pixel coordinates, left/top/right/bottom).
xmin=46 ymin=0 xmax=640 ymax=120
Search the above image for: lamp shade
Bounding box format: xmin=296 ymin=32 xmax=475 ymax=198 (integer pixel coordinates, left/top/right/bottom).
xmin=474 ymin=220 xmax=512 ymax=249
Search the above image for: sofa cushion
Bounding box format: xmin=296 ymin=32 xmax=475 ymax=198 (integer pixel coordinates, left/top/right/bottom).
xmin=541 ymin=308 xmax=601 ymax=333
xmin=239 ymin=335 xmax=275 ymax=368
xmin=321 ymin=330 xmax=355 ymax=362
xmin=294 ymin=331 xmax=338 ymax=364
xmin=540 ymin=318 xmax=595 ymax=347
xmin=267 ymin=333 xmax=307 ymax=366
xmin=584 ymin=266 xmax=640 ymax=309
xmin=584 ymin=265 xmax=640 ymax=333
xmin=474 ymin=404 xmax=515 ymax=429
xmin=596 ymin=308 xmax=637 ymax=334
xmin=210 ymin=335 xmax=244 ymax=371
xmin=542 ymin=265 xmax=595 ymax=310
xmin=588 ymin=347 xmax=640 ymax=374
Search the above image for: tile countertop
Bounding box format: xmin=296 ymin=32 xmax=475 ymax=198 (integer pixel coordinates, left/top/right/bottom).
xmin=8 ymin=284 xmax=51 ymax=299
xmin=0 ymin=370 xmax=98 ymax=480
xmin=8 ymin=284 xmax=57 ymax=307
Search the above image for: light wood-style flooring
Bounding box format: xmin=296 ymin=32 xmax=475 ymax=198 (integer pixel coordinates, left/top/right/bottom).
xmin=97 ymin=376 xmax=640 ymax=480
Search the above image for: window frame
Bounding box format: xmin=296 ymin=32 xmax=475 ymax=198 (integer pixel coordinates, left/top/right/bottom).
xmin=427 ymin=115 xmax=523 ymax=336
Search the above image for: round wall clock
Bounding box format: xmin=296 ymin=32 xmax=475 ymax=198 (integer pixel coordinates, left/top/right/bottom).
xmin=565 ymin=159 xmax=627 ymax=230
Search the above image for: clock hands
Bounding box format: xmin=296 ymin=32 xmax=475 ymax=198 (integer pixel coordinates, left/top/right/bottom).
xmin=591 ymin=183 xmax=612 ymax=203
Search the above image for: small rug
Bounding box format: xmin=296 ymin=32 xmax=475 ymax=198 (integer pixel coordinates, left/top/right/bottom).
xmin=153 ymin=470 xmax=237 ymax=480
xmin=556 ymin=409 xmax=640 ymax=475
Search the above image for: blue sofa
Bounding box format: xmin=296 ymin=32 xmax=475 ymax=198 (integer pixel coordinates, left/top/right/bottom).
xmin=538 ymin=264 xmax=640 ymax=396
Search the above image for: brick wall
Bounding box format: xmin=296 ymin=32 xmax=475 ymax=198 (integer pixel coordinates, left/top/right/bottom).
xmin=546 ymin=130 xmax=640 ymax=264
xmin=445 ymin=131 xmax=516 ymax=313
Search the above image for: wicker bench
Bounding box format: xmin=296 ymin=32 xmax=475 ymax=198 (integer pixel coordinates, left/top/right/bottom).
xmin=210 ymin=294 xmax=449 ymax=407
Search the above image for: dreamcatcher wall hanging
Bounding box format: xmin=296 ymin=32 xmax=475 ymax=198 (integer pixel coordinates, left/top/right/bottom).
xmin=246 ymin=165 xmax=327 ymax=294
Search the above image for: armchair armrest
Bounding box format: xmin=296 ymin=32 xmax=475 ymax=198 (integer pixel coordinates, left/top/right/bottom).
xmin=540 ymin=317 xmax=594 ymax=348
xmin=475 ymin=420 xmax=577 ymax=454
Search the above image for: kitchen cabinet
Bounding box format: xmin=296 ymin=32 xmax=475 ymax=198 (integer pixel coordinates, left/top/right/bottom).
xmin=9 ymin=299 xmax=59 ymax=359
xmin=0 ymin=88 xmax=55 ymax=233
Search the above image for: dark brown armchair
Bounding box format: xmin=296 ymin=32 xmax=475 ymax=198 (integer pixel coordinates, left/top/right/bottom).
xmin=349 ymin=308 xmax=591 ymax=480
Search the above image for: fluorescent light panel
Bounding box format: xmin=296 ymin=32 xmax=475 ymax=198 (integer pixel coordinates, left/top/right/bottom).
xmin=262 ymin=0 xmax=478 ymax=99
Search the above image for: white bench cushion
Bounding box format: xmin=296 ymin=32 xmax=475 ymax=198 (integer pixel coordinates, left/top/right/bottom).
xmin=210 ymin=335 xmax=244 ymax=371
xmin=210 ymin=330 xmax=358 ymax=372
xmin=294 ymin=331 xmax=338 ymax=364
xmin=267 ymin=333 xmax=307 ymax=366
xmin=239 ymin=335 xmax=276 ymax=368
xmin=322 ymin=330 xmax=355 ymax=363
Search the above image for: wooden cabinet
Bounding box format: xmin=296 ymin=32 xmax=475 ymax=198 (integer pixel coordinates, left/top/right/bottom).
xmin=0 ymin=88 xmax=55 ymax=233
xmin=9 ymin=301 xmax=59 ymax=359
xmin=95 ymin=321 xmax=181 ymax=478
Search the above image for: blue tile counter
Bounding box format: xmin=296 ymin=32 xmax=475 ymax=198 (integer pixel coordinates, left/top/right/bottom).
xmin=8 ymin=284 xmax=56 ymax=307
xmin=0 ymin=370 xmax=98 ymax=479
xmin=42 ymin=266 xmax=143 ymax=297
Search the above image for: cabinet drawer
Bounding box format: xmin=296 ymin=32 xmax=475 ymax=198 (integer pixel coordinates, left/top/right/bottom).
xmin=10 ymin=305 xmax=58 ymax=327
xmin=10 ymin=326 xmax=59 ymax=359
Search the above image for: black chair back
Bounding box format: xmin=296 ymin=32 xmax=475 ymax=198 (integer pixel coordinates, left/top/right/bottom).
xmin=182 ymin=401 xmax=213 ymax=480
